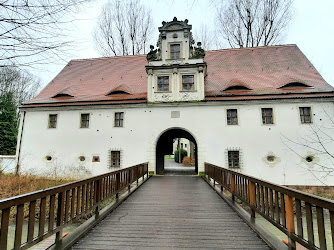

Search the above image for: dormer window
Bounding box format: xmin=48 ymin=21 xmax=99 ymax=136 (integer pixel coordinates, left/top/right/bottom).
xmin=157 ymin=76 xmax=169 ymax=92
xmin=170 ymin=44 xmax=180 ymax=59
xmin=224 ymin=85 xmax=251 ymax=91
xmin=182 ymin=75 xmax=194 ymax=91
xmin=107 ymin=90 xmax=130 ymax=96
xmin=279 ymin=82 xmax=311 ymax=89
xmin=52 ymin=93 xmax=74 ymax=98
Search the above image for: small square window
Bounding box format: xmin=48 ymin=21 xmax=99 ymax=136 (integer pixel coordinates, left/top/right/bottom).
xmin=182 ymin=75 xmax=194 ymax=91
xmin=48 ymin=114 xmax=57 ymax=128
xmin=115 ymin=112 xmax=124 ymax=127
xmin=80 ymin=113 xmax=90 ymax=128
xmin=170 ymin=44 xmax=180 ymax=59
xmin=228 ymin=151 xmax=240 ymax=168
xmin=299 ymin=107 xmax=312 ymax=124
xmin=227 ymin=109 xmax=238 ymax=125
xmin=111 ymin=151 xmax=120 ymax=167
xmin=92 ymin=156 xmax=100 ymax=162
xmin=262 ymin=108 xmax=273 ymax=124
xmin=157 ymin=76 xmax=169 ymax=92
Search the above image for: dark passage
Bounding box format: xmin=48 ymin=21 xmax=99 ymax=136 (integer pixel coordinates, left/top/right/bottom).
xmin=73 ymin=176 xmax=270 ymax=249
xmin=156 ymin=128 xmax=198 ymax=175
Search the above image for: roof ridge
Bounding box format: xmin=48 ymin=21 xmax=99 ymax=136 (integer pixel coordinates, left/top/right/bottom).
xmin=71 ymin=54 xmax=147 ymax=62
xmin=70 ymin=45 xmax=298 ymax=62
xmin=206 ymin=44 xmax=297 ymax=53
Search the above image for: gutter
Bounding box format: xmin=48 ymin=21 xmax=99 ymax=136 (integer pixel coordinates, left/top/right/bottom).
xmin=15 ymin=111 xmax=26 ymax=175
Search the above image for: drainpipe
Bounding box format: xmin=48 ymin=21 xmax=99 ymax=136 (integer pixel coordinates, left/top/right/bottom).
xmin=15 ymin=110 xmax=26 ymax=175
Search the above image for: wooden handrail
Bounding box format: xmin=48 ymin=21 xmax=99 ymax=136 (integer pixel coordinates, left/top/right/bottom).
xmin=0 ymin=162 xmax=149 ymax=250
xmin=205 ymin=162 xmax=334 ymax=250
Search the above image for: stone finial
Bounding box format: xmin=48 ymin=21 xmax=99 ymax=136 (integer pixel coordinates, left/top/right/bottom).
xmin=146 ymin=45 xmax=158 ymax=61
xmin=192 ymin=42 xmax=205 ymax=59
xmin=173 ymin=17 xmax=177 ymax=22
xmin=185 ymin=19 xmax=188 ymax=23
xmin=162 ymin=21 xmax=166 ymax=25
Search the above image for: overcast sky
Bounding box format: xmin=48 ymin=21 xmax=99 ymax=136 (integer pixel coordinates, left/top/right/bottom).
xmin=35 ymin=0 xmax=334 ymax=88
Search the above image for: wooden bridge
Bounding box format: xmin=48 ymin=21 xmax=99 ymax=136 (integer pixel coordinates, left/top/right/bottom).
xmin=0 ymin=163 xmax=333 ymax=250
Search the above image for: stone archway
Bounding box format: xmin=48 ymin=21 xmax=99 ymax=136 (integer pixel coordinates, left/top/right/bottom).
xmin=155 ymin=128 xmax=198 ymax=175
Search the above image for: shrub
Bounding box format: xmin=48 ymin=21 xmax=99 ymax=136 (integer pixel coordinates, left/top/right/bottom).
xmin=174 ymin=149 xmax=187 ymax=163
xmin=182 ymin=157 xmax=196 ymax=166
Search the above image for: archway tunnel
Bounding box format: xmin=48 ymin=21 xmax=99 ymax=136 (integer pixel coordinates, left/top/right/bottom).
xmin=156 ymin=128 xmax=198 ymax=175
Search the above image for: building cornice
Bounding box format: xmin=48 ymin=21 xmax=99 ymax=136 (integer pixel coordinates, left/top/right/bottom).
xmin=19 ymin=96 xmax=334 ymax=112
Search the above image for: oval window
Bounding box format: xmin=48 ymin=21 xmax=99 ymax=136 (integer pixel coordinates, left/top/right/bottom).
xmin=267 ymin=155 xmax=276 ymax=162
xmin=305 ymin=156 xmax=314 ymax=162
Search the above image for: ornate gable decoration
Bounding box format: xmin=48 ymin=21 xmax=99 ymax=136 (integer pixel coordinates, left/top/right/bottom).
xmin=156 ymin=17 xmax=194 ymax=51
xmin=158 ymin=17 xmax=192 ymax=32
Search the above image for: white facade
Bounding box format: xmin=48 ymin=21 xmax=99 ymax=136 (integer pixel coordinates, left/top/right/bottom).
xmin=16 ymin=18 xmax=334 ymax=186
xmin=16 ymin=100 xmax=334 ymax=185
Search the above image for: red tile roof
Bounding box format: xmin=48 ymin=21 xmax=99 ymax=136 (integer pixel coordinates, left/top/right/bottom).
xmin=24 ymin=45 xmax=334 ymax=107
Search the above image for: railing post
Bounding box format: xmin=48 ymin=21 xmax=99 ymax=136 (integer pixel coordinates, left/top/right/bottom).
xmin=128 ymin=169 xmax=131 ymax=191
xmin=55 ymin=192 xmax=65 ymax=242
xmin=285 ymin=195 xmax=296 ymax=250
xmin=249 ymin=181 xmax=256 ymax=218
xmin=95 ymin=180 xmax=100 ymax=218
xmin=116 ymin=172 xmax=120 ymax=199
xmin=231 ymin=173 xmax=235 ymax=201
xmin=146 ymin=164 xmax=149 ymax=179
xmin=213 ymin=167 xmax=216 ymax=186
xmin=136 ymin=166 xmax=139 ymax=185
xmin=142 ymin=165 xmax=144 ymax=181
xmin=0 ymin=208 xmax=10 ymax=250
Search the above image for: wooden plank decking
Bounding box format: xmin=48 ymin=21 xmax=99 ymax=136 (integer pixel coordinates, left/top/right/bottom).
xmin=72 ymin=176 xmax=270 ymax=249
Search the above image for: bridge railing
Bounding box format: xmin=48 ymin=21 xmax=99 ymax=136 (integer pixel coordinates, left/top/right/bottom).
xmin=205 ymin=162 xmax=334 ymax=250
xmin=0 ymin=162 xmax=148 ymax=250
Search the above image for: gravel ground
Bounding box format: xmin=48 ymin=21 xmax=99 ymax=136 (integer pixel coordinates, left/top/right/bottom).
xmin=163 ymin=158 xmax=196 ymax=175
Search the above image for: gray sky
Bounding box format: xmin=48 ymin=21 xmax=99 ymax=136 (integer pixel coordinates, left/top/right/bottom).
xmin=35 ymin=0 xmax=334 ymax=87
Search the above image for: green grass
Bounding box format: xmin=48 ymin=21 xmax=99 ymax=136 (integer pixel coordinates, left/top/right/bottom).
xmin=164 ymin=155 xmax=173 ymax=159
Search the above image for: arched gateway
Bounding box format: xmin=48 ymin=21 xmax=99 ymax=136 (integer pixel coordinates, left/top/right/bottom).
xmin=156 ymin=128 xmax=198 ymax=175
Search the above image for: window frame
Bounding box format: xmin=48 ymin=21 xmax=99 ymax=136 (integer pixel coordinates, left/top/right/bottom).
xmin=114 ymin=112 xmax=124 ymax=127
xmin=80 ymin=113 xmax=90 ymax=128
xmin=170 ymin=43 xmax=181 ymax=59
xmin=48 ymin=114 xmax=58 ymax=129
xmin=261 ymin=108 xmax=274 ymax=125
xmin=181 ymin=75 xmax=195 ymax=91
xmin=226 ymin=109 xmax=238 ymax=125
xmin=111 ymin=151 xmax=120 ymax=168
xmin=228 ymin=150 xmax=240 ymax=169
xmin=299 ymin=107 xmax=312 ymax=124
xmin=157 ymin=76 xmax=170 ymax=92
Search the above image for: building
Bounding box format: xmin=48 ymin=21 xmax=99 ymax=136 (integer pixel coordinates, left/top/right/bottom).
xmin=16 ymin=18 xmax=334 ymax=185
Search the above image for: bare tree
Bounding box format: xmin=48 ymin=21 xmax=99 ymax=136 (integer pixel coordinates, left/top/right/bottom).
xmin=93 ymin=0 xmax=154 ymax=57
xmin=0 ymin=0 xmax=92 ymax=67
xmin=281 ymin=109 xmax=334 ymax=183
xmin=215 ymin=0 xmax=293 ymax=48
xmin=0 ymin=67 xmax=41 ymax=105
xmin=193 ymin=23 xmax=218 ymax=51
